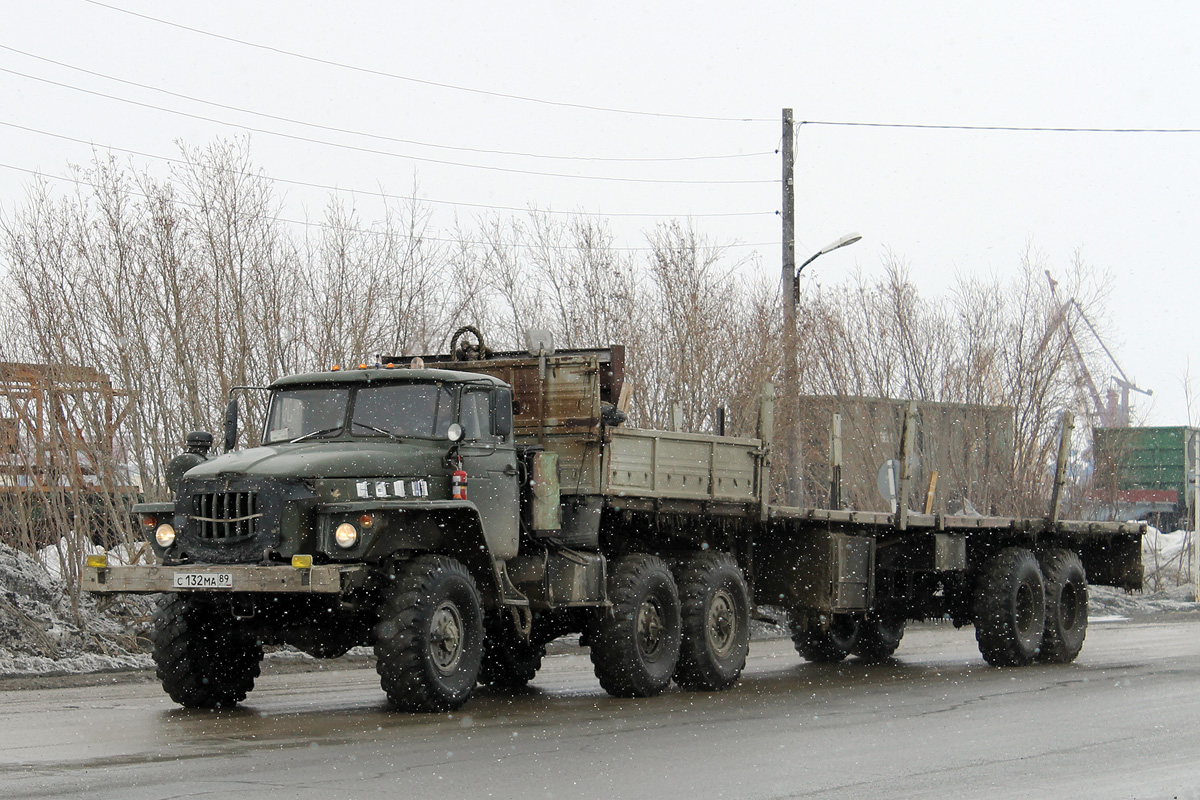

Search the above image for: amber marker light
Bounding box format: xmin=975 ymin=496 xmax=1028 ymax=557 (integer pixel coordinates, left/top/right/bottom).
xmin=358 ymin=513 xmax=375 ymax=528
xmin=86 ymin=554 xmax=108 ymax=568
xmin=292 ymin=554 xmax=314 ymax=569
xmin=141 ymin=515 xmax=157 ymax=527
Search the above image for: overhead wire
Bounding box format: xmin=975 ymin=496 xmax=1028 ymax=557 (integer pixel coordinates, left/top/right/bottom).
xmin=82 ymin=0 xmax=775 ymax=123
xmin=0 ymin=66 xmax=774 ymax=185
xmin=800 ymin=119 xmax=1200 ymax=134
xmin=0 ymin=44 xmax=774 ymax=164
xmin=0 ymin=120 xmax=775 ymax=219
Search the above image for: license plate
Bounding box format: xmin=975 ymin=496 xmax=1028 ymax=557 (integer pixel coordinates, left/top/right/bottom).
xmin=173 ymin=572 xmax=234 ymax=589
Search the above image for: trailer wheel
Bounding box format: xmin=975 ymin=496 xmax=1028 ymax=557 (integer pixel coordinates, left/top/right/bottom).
xmin=590 ymin=554 xmax=681 ymax=697
xmin=673 ymin=552 xmax=750 ymax=691
xmin=852 ymin=612 xmax=906 ymax=662
xmin=478 ymin=611 xmax=545 ymax=689
xmin=974 ymin=547 xmax=1046 ymax=667
xmin=374 ymin=555 xmax=483 ymax=712
xmin=791 ymin=613 xmax=860 ymax=663
xmin=151 ymin=593 xmax=263 ymax=709
xmin=1037 ymin=548 xmax=1088 ymax=664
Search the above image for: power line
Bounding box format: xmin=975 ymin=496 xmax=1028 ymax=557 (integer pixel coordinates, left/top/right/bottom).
xmin=1 ymin=66 xmax=774 ymax=186
xmin=0 ymin=44 xmax=774 ymax=164
xmin=0 ymin=120 xmax=774 ymax=219
xmin=0 ymin=161 xmax=776 ymax=252
xmin=800 ymin=119 xmax=1200 ymax=133
xmin=82 ymin=0 xmax=775 ymax=124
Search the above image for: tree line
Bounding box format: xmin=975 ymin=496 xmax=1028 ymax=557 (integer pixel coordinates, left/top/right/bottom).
xmin=0 ymin=136 xmax=1113 ymax=581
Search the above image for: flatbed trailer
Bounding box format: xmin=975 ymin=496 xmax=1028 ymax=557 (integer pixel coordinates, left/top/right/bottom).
xmin=85 ymin=325 xmax=1143 ymax=711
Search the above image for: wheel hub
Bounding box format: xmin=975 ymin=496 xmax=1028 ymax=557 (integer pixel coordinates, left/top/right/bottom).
xmin=706 ymin=589 xmax=738 ymax=657
xmin=430 ymin=600 xmax=465 ymax=675
xmin=637 ymin=597 xmax=666 ymax=660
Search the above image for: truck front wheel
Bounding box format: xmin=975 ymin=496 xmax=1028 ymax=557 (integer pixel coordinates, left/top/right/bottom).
xmin=374 ymin=555 xmax=484 ymax=712
xmin=151 ymin=593 xmax=263 ymax=709
xmin=974 ymin=547 xmax=1046 ymax=667
xmin=590 ymin=554 xmax=681 ymax=697
xmin=673 ymin=552 xmax=750 ymax=690
xmin=1037 ymin=548 xmax=1088 ymax=663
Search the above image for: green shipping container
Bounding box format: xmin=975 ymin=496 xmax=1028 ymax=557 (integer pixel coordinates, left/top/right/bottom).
xmin=1093 ymin=426 xmax=1199 ymax=528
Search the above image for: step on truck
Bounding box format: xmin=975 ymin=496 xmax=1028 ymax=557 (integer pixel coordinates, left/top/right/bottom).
xmin=84 ymin=325 xmax=1145 ymax=711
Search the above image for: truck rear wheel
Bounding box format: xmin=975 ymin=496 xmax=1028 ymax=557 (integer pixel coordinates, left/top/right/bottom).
xmin=151 ymin=593 xmax=263 ymax=709
xmin=590 ymin=554 xmax=681 ymax=697
xmin=673 ymin=552 xmax=750 ymax=691
xmin=791 ymin=613 xmax=860 ymax=663
xmin=478 ymin=611 xmax=545 ymax=689
xmin=974 ymin=547 xmax=1046 ymax=667
xmin=374 ymin=555 xmax=484 ymax=712
xmin=1037 ymin=548 xmax=1088 ymax=664
xmin=852 ymin=612 xmax=906 ymax=662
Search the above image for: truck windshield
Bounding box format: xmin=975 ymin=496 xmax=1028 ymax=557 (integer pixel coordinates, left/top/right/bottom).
xmin=263 ymin=387 xmax=350 ymax=444
xmin=352 ymin=383 xmax=455 ymax=438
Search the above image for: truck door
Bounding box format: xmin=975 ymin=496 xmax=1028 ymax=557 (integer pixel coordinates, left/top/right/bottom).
xmin=459 ymin=386 xmax=519 ymax=560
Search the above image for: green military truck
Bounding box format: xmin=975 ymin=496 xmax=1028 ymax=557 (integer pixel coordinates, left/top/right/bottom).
xmin=84 ymin=326 xmax=1145 ymax=712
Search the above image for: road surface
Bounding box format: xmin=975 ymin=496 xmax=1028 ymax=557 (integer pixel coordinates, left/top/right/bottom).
xmin=1 ymin=616 xmax=1198 ymax=799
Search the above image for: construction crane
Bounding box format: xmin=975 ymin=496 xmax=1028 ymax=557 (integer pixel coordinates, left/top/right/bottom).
xmin=1043 ymin=271 xmax=1152 ymax=427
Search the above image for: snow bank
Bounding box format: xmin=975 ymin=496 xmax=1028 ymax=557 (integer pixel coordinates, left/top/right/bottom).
xmin=0 ymin=543 xmax=154 ymax=676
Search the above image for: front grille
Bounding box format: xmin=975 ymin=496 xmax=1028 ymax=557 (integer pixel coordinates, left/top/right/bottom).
xmin=192 ymin=491 xmax=260 ymax=540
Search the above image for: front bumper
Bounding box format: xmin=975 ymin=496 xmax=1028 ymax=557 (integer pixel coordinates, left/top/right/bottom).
xmin=83 ymin=563 xmax=366 ymax=594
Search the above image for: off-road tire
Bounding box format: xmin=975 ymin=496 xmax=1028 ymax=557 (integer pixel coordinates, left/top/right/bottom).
xmin=151 ymin=593 xmax=263 ymax=709
xmin=1037 ymin=548 xmax=1088 ymax=664
xmin=478 ymin=612 xmax=545 ymax=689
xmin=852 ymin=612 xmax=906 ymax=662
xmin=791 ymin=613 xmax=860 ymax=663
xmin=374 ymin=555 xmax=483 ymax=712
xmin=589 ymin=554 xmax=681 ymax=697
xmin=672 ymin=552 xmax=750 ymax=691
xmin=974 ymin=547 xmax=1046 ymax=667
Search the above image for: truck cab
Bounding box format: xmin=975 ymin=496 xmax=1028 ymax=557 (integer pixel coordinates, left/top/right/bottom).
xmin=154 ymin=367 xmax=520 ymax=569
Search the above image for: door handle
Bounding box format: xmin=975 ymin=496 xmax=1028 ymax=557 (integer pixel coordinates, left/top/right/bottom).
xmin=503 ymin=464 xmax=519 ymax=476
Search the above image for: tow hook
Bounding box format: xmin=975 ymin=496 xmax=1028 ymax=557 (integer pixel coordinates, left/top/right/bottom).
xmin=231 ymin=597 xmax=256 ymax=621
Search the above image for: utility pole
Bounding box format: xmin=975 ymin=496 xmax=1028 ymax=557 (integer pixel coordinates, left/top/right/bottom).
xmin=781 ymin=108 xmax=798 ymax=505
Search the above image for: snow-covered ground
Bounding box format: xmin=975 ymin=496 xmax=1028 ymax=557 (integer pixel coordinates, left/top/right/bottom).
xmin=0 ymin=544 xmax=154 ymax=676
xmin=0 ymin=526 xmax=1196 ymax=678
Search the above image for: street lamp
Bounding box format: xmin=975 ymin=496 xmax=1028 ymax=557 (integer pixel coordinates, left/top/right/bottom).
xmin=782 ymin=231 xmax=862 ymax=505
xmin=793 ymin=232 xmax=862 ymax=302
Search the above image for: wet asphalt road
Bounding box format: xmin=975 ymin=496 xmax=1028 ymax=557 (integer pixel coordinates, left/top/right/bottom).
xmin=2 ymin=616 xmax=1199 ymax=800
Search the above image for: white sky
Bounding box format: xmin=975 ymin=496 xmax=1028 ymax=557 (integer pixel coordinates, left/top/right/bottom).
xmin=2 ymin=1 xmax=1197 ymax=425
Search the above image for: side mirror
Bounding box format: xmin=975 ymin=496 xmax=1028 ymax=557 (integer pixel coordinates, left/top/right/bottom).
xmin=446 ymin=422 xmax=464 ymax=443
xmin=495 ymin=389 xmax=513 ymax=438
xmin=223 ymin=397 xmax=239 ymax=452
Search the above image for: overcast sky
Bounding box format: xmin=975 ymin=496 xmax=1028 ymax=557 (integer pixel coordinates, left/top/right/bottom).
xmin=2 ymin=1 xmax=1197 ymax=425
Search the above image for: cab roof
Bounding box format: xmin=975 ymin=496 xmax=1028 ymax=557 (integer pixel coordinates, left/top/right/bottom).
xmin=270 ymin=367 xmax=509 ymax=389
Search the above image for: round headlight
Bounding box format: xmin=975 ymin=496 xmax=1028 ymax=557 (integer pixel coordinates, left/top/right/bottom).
xmin=155 ymin=524 xmax=176 ymax=547
xmin=334 ymin=523 xmax=359 ymax=549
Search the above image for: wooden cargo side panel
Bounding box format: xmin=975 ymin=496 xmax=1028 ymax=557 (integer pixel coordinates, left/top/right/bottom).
xmin=602 ymin=428 xmax=759 ymax=503
xmin=426 ymin=355 xmax=606 ymax=495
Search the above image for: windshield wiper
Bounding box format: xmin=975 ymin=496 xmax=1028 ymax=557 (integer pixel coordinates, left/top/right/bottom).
xmin=353 ymin=421 xmax=400 ymax=442
xmin=288 ymin=426 xmax=343 ymax=443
